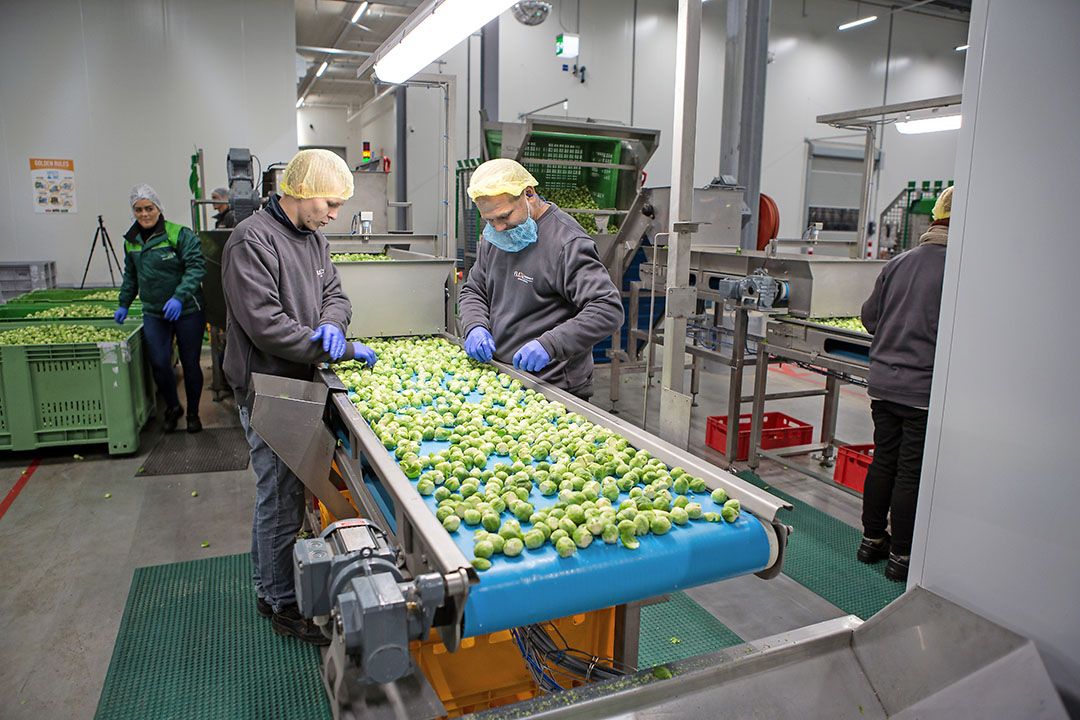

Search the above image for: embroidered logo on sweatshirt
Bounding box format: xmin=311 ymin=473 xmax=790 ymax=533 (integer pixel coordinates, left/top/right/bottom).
xmin=514 ymin=270 xmax=534 ymax=285
xmin=316 ymin=267 xmax=325 ymax=278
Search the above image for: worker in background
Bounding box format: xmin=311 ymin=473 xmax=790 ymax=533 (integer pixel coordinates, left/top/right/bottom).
xmin=211 ymin=187 xmax=236 ymax=229
xmin=459 ymin=159 xmax=623 ymax=399
xmin=857 ymin=185 xmax=953 ymax=583
xmin=115 ymin=184 xmax=206 ymax=433
xmin=222 ymin=149 xmax=378 ymax=645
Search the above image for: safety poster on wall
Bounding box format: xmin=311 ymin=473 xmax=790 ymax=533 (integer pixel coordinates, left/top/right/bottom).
xmin=30 ymin=157 xmax=77 ymax=213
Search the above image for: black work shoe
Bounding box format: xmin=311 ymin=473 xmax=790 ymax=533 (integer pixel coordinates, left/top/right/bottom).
xmin=885 ymin=553 xmax=910 ymax=583
xmin=271 ymin=603 xmax=330 ymax=645
xmin=857 ymin=534 xmax=891 ymax=564
xmin=162 ymin=405 xmax=184 ymax=433
xmin=186 ymin=415 xmax=203 ymax=434
xmin=256 ymin=596 xmax=273 ymax=619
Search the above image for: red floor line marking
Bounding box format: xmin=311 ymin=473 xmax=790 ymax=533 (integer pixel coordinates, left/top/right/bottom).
xmin=0 ymin=459 xmax=41 ymax=521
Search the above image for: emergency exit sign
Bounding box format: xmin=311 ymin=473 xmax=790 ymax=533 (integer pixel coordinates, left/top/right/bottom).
xmin=556 ymin=33 xmax=579 ymax=58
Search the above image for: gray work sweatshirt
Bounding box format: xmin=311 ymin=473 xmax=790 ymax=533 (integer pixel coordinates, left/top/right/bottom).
xmin=221 ymin=208 xmax=352 ymax=405
xmin=861 ymin=225 xmax=948 ymax=408
xmin=458 ymin=204 xmax=623 ymax=397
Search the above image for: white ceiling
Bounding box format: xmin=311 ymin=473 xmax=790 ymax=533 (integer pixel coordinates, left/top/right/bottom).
xmin=295 ymin=0 xmax=421 ymax=109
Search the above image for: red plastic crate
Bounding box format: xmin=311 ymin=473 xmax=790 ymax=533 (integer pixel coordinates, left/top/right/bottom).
xmin=834 ymin=444 xmax=875 ymax=493
xmin=705 ymin=412 xmax=814 ymax=461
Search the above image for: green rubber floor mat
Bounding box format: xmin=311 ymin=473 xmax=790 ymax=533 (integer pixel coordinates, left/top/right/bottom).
xmin=637 ymin=591 xmax=743 ymax=667
xmin=737 ymin=470 xmax=903 ymax=620
xmin=95 ymin=553 xmax=332 ymax=720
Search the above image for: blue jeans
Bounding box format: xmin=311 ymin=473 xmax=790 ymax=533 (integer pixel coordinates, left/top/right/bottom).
xmin=141 ymin=311 xmax=205 ymax=415
xmin=238 ymin=404 xmax=305 ymax=612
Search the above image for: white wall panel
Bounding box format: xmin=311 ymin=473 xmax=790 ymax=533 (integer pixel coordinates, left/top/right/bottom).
xmin=0 ymin=0 xmax=296 ymax=286
xmin=910 ymin=0 xmax=1080 ymax=710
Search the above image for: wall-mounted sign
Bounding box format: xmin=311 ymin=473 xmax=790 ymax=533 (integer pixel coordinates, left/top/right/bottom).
xmin=555 ymin=33 xmax=579 ymax=59
xmin=30 ymin=158 xmax=77 ymax=213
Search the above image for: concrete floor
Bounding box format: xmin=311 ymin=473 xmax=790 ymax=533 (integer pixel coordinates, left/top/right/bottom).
xmin=0 ymin=349 xmax=873 ymax=719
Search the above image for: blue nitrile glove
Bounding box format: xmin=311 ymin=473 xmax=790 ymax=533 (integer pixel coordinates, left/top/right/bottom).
xmin=163 ymin=297 xmax=183 ymax=321
xmin=352 ymin=342 xmax=378 ymax=367
xmin=465 ymin=327 xmax=496 ymax=362
xmin=311 ymin=324 xmax=347 ymax=360
xmin=113 ymin=306 xmax=129 ymax=325
xmin=513 ymin=340 xmax=551 ymax=373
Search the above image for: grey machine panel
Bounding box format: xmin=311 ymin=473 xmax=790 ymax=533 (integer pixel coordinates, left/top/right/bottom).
xmin=326 ymin=233 xmax=438 ymax=256
xmin=330 ymin=248 xmax=455 ymax=338
xmin=649 ymin=247 xmax=884 ymax=318
xmin=469 ymin=587 xmax=1068 ymax=720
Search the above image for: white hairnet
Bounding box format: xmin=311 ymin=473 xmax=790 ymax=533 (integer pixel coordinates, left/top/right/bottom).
xmin=280 ymin=149 xmax=354 ymax=200
xmin=467 ymin=159 xmax=539 ymax=201
xmin=130 ymin=183 xmax=163 ymax=212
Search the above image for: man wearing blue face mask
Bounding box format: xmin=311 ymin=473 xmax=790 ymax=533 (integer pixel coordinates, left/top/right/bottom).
xmin=459 ymin=159 xmax=623 ymax=399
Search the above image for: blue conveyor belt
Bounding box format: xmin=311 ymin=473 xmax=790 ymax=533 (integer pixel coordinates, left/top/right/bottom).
xmin=342 ymin=385 xmax=773 ymax=638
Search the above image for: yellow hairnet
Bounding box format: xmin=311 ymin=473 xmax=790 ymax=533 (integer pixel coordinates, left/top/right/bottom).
xmin=467 ymin=159 xmax=539 ymax=201
xmin=280 ymin=149 xmax=354 ymax=200
xmin=932 ymin=186 xmax=954 ymax=220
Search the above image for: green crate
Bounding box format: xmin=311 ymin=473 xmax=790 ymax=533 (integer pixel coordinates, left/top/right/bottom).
xmin=0 ymin=302 xmax=142 ymax=320
xmin=0 ymin=319 xmax=153 ymax=455
xmin=484 ymin=130 xmax=624 ymax=208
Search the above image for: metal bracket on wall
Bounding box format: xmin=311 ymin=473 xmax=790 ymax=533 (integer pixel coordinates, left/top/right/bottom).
xmin=659 ymin=387 xmax=693 ymax=450
xmin=665 ymin=287 xmax=697 ymax=320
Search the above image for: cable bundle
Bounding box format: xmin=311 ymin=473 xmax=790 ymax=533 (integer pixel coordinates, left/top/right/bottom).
xmin=511 ymin=622 xmax=633 ymax=694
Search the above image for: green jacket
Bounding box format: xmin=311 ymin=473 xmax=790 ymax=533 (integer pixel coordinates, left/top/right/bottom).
xmin=120 ymin=219 xmax=205 ymax=317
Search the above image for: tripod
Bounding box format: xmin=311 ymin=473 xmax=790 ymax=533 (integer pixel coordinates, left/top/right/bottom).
xmin=80 ymin=215 xmax=123 ymax=289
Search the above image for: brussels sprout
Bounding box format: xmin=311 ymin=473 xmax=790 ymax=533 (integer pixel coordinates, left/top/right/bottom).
xmin=463 ymin=509 xmax=482 ymax=526
xmin=685 ymin=502 xmax=703 ymax=520
xmin=601 ymin=523 xmax=619 ymax=544
xmin=572 ymin=526 xmax=593 ymax=549
xmin=442 ymin=515 xmax=461 ymax=532
xmin=482 ymin=512 xmax=501 ymax=532
xmin=710 ymin=487 xmax=729 ymax=505
xmin=524 ymin=529 xmax=546 ymax=549
xmin=669 ymin=507 xmax=689 ymax=525
xmin=619 ymin=529 xmax=640 ymax=550
xmin=503 ymin=537 xmax=524 ymax=557
xmin=416 ymin=479 xmax=435 ymax=495
xmin=650 ymin=515 xmax=672 ymax=535
xmin=550 ymin=528 xmax=569 ymax=544
xmin=471 ymin=557 xmax=491 ymax=571
xmin=689 ymin=477 xmax=708 ymax=493
xmin=474 ymin=540 xmax=494 ymax=559
xmin=488 ymin=534 xmax=506 ymax=554
xmin=702 ymin=512 xmax=721 ymax=523
xmin=555 ymin=536 xmax=577 ymax=558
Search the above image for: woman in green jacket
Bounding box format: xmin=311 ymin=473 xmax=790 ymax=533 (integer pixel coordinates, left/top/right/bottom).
xmin=115 ymin=184 xmax=206 ymax=433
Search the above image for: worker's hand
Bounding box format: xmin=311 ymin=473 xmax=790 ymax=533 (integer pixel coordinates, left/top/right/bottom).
xmin=465 ymin=327 xmax=496 ymax=363
xmin=113 ymin=306 xmax=129 ymax=325
xmin=311 ymin=324 xmax=347 ymax=360
xmin=163 ymin=297 xmax=183 ymax=322
xmin=513 ymin=340 xmax=551 ymax=373
xmin=352 ymin=342 xmax=378 ymax=367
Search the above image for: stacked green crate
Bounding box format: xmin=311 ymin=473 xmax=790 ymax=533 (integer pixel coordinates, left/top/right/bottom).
xmin=0 ymin=319 xmax=154 ymax=455
xmin=0 ymin=302 xmax=143 ymax=320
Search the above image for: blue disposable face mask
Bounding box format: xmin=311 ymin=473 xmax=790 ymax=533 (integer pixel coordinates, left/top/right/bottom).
xmin=483 ymin=197 xmax=538 ymax=253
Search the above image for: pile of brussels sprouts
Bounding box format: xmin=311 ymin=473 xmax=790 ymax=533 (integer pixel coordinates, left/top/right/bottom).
xmin=27 ymin=304 xmax=114 ymax=319
xmin=812 ymin=317 xmax=868 ymax=334
xmin=334 ymin=337 xmax=743 ymax=572
xmin=330 ymin=253 xmax=393 ymax=262
xmin=80 ymin=290 xmax=120 ymax=301
xmin=0 ymin=324 xmax=129 ymax=346
xmin=539 ymin=186 xmax=609 ymax=235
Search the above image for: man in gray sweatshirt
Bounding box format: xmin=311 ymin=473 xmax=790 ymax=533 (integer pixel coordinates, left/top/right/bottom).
xmin=856 ymin=186 xmax=952 ymax=583
xmin=459 ymin=159 xmax=623 ymax=399
xmin=222 ymin=149 xmax=377 ymax=644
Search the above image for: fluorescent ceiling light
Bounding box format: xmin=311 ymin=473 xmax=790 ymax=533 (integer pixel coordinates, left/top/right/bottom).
xmin=351 ymin=2 xmax=369 ymax=24
xmin=374 ymin=0 xmax=517 ymax=84
xmin=838 ymin=15 xmax=877 ymax=30
xmin=316 ymin=61 xmax=328 ymax=77
xmin=895 ymin=114 xmax=962 ymax=134
xmin=955 ymin=44 xmax=968 ymax=51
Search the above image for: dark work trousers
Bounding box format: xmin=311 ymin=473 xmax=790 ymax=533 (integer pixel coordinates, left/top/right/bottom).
xmin=861 ymin=399 xmax=929 ymax=557
xmin=142 ymin=311 xmax=205 ymax=416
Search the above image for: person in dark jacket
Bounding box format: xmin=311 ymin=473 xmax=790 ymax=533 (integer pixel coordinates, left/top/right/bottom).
xmin=459 ymin=159 xmax=623 ymax=399
xmin=856 ymin=185 xmax=953 ymax=583
xmin=222 ymin=149 xmax=377 ymax=645
xmin=115 ymin=184 xmax=206 ymax=433
xmin=211 ymin=187 xmax=236 ymax=229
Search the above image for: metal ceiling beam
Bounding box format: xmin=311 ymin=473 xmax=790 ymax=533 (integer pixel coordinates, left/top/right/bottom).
xmin=817 ymin=94 xmax=962 ymax=126
xmin=296 ymin=45 xmax=373 ymax=57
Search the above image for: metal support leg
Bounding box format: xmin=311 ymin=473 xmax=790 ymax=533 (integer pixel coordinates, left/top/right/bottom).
xmin=613 ymin=603 xmax=641 ymax=670
xmin=820 ymin=374 xmax=840 ymax=467
xmin=748 ymin=343 xmax=769 ymax=470
xmin=724 ymin=308 xmax=748 ymax=467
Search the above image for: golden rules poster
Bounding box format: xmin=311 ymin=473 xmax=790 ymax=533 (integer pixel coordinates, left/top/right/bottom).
xmin=30 ymin=158 xmax=76 ymax=213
